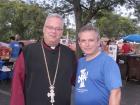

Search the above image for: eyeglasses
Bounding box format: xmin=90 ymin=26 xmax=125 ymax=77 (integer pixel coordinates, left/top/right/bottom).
xmin=45 ymin=26 xmax=63 ymax=31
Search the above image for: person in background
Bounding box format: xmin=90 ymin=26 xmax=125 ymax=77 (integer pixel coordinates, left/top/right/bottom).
xmin=74 ymin=24 xmax=122 ymax=105
xmin=9 ymin=36 xmax=21 ymax=61
xmin=15 ymin=34 xmax=21 ymax=41
xmin=100 ymin=37 xmax=111 ymax=54
xmin=121 ymin=40 xmax=132 ymax=54
xmin=10 ymin=13 xmax=77 ymax=105
xmin=68 ymin=42 xmax=76 ymax=52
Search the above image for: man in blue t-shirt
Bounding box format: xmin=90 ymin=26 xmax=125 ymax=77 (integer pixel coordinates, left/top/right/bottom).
xmin=74 ymin=25 xmax=122 ymax=105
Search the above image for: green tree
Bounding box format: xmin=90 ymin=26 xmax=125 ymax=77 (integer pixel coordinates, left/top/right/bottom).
xmin=0 ymin=0 xmax=47 ymax=41
xmin=41 ymin=0 xmax=137 ymax=32
xmin=96 ymin=11 xmax=137 ymax=38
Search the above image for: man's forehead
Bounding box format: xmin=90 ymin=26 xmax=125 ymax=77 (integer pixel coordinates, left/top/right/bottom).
xmin=45 ymin=17 xmax=64 ymax=26
xmin=79 ymin=31 xmax=98 ymax=37
xmin=46 ymin=17 xmax=62 ymax=22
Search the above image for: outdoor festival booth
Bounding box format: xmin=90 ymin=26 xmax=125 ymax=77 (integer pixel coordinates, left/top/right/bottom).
xmin=0 ymin=40 xmax=36 ymax=80
xmin=117 ymin=34 xmax=140 ymax=81
xmin=0 ymin=43 xmax=13 ymax=80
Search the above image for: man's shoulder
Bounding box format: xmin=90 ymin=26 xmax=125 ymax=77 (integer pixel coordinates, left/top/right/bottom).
xmin=9 ymin=41 xmax=19 ymax=46
xmin=96 ymin=52 xmax=115 ymax=64
xmin=25 ymin=42 xmax=40 ymax=48
xmin=23 ymin=42 xmax=40 ymax=52
xmin=100 ymin=52 xmax=118 ymax=67
xmin=100 ymin=51 xmax=111 ymax=59
xmin=78 ymin=57 xmax=85 ymax=62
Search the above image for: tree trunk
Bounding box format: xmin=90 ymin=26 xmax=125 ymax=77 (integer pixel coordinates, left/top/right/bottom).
xmin=73 ymin=0 xmax=83 ymax=58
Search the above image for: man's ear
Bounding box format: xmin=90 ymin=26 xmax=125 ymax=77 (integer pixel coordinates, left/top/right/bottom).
xmin=78 ymin=40 xmax=80 ymax=46
xmin=43 ymin=27 xmax=45 ymax=34
xmin=98 ymin=39 xmax=101 ymax=47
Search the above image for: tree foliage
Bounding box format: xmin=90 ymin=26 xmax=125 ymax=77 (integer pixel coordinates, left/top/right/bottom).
xmin=0 ymin=0 xmax=47 ymax=41
xmin=133 ymin=1 xmax=140 ymax=20
xmin=121 ymin=0 xmax=140 ymax=21
xmin=95 ymin=11 xmax=137 ymax=38
xmin=42 ymin=0 xmax=137 ymax=32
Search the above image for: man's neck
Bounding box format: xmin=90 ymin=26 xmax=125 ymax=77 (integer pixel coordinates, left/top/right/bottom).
xmin=43 ymin=40 xmax=59 ymax=47
xmin=85 ymin=50 xmax=101 ymax=61
xmin=43 ymin=40 xmax=60 ymax=50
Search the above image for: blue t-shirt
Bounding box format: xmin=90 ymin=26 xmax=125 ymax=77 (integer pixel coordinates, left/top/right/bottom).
xmin=74 ymin=52 xmax=122 ymax=105
xmin=9 ymin=41 xmax=21 ymax=58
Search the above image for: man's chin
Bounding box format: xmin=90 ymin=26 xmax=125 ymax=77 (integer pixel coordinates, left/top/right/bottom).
xmin=49 ymin=40 xmax=59 ymax=46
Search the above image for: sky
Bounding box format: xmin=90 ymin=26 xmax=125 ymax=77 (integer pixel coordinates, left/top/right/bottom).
xmin=115 ymin=5 xmax=137 ymax=19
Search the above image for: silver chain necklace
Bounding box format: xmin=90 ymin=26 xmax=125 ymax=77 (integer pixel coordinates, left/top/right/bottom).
xmin=41 ymin=41 xmax=61 ymax=105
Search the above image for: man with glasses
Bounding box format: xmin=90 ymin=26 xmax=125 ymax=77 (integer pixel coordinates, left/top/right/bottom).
xmin=10 ymin=13 xmax=77 ymax=105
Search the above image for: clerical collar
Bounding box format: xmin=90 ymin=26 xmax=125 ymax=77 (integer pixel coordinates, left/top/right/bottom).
xmin=42 ymin=40 xmax=60 ymax=50
xmin=50 ymin=46 xmax=55 ymax=49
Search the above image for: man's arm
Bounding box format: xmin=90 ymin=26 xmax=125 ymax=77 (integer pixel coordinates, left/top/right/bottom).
xmin=10 ymin=52 xmax=25 ymax=105
xmin=109 ymin=88 xmax=121 ymax=105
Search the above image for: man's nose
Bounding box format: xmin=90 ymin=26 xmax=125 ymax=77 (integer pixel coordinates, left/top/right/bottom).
xmin=85 ymin=41 xmax=89 ymax=46
xmin=50 ymin=28 xmax=58 ymax=33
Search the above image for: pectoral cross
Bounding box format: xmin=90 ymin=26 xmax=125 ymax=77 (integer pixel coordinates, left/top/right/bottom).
xmin=47 ymin=85 xmax=55 ymax=105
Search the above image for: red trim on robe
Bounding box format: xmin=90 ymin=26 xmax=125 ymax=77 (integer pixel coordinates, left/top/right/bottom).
xmin=10 ymin=52 xmax=25 ymax=105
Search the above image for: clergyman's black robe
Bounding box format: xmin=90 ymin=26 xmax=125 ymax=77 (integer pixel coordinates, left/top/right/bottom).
xmin=10 ymin=41 xmax=77 ymax=105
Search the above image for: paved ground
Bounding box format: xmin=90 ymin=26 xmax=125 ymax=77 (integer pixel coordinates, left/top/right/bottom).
xmin=0 ymin=80 xmax=140 ymax=105
xmin=121 ymin=80 xmax=140 ymax=105
xmin=0 ymin=80 xmax=11 ymax=105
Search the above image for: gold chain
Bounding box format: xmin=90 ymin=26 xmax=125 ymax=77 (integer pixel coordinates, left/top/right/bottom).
xmin=41 ymin=41 xmax=61 ymax=86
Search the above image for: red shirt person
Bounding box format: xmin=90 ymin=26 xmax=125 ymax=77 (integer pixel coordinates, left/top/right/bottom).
xmin=121 ymin=41 xmax=132 ymax=54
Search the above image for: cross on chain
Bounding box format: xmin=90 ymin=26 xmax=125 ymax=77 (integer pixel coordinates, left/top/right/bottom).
xmin=47 ymin=85 xmax=55 ymax=105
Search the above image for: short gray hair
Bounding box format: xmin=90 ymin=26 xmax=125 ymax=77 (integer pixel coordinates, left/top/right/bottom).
xmin=78 ymin=24 xmax=100 ymax=40
xmin=46 ymin=13 xmax=64 ymax=25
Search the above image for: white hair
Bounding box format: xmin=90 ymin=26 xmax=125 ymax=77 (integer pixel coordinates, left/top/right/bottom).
xmin=46 ymin=13 xmax=64 ymax=26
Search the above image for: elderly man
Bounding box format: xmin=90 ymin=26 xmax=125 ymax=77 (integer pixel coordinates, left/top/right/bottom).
xmin=10 ymin=13 xmax=77 ymax=105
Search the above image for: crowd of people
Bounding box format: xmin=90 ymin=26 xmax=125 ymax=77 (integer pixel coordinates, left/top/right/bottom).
xmin=9 ymin=13 xmax=122 ymax=105
xmin=100 ymin=36 xmax=138 ymax=56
